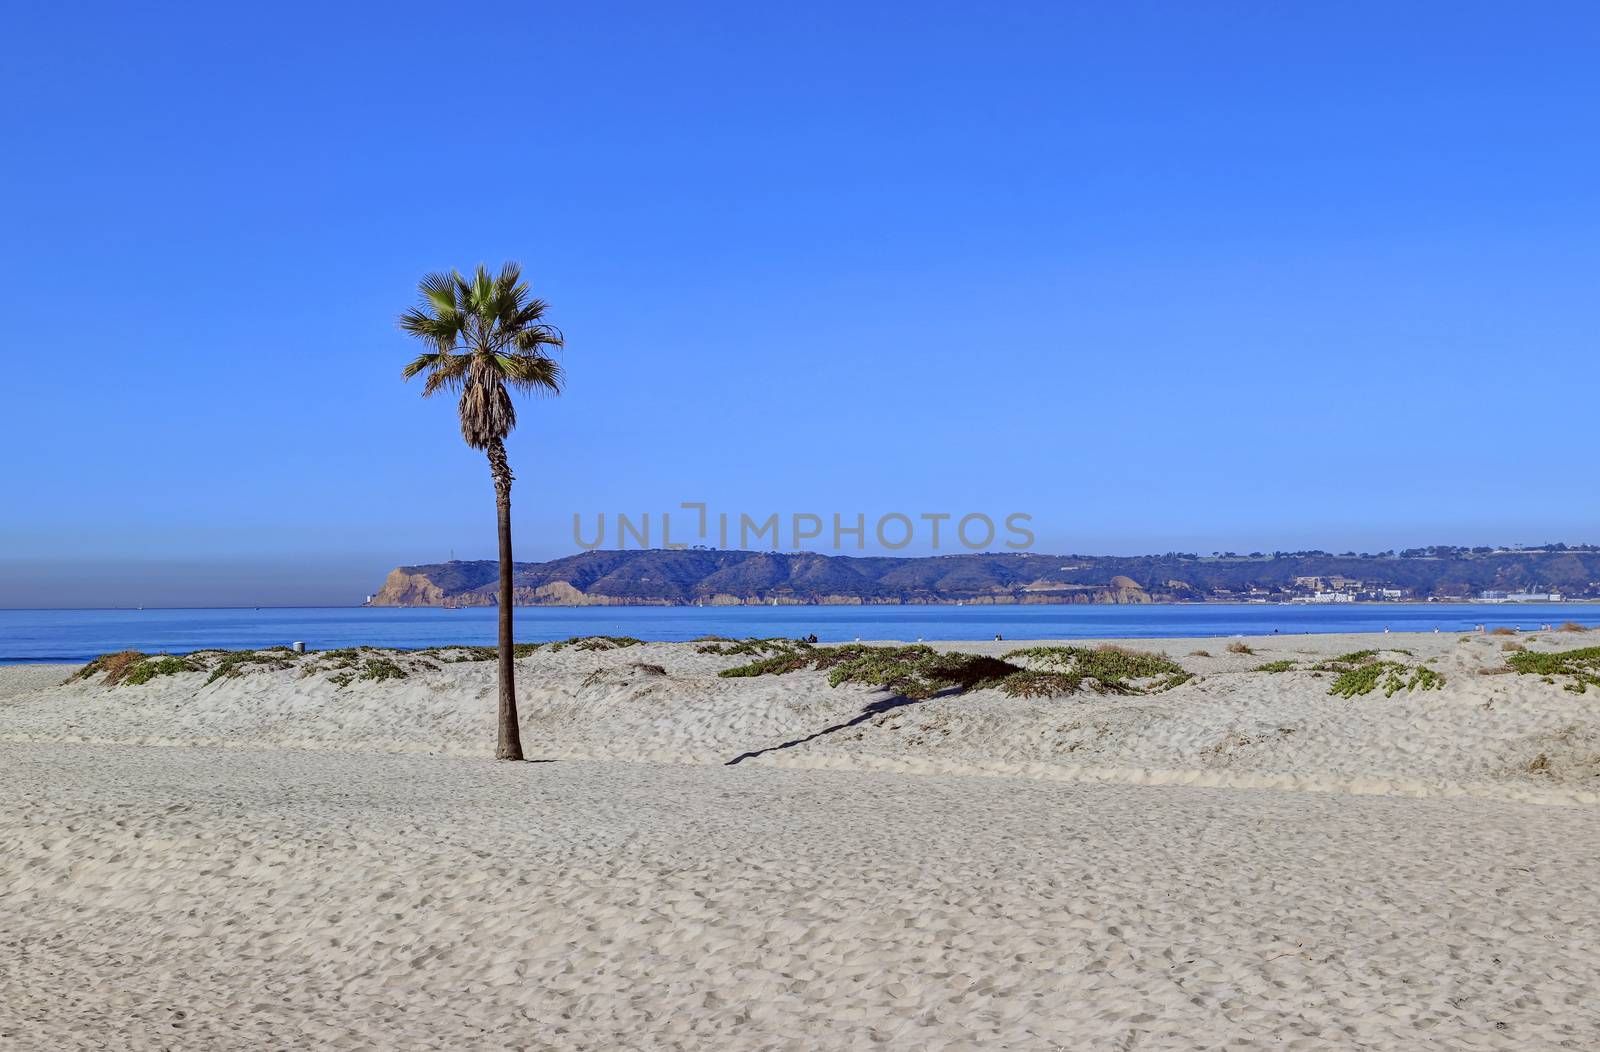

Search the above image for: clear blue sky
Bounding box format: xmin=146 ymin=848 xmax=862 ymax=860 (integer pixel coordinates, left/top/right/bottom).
xmin=3 ymin=2 xmax=1598 ymax=606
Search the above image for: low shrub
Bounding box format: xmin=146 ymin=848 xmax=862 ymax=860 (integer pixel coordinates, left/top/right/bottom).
xmin=1226 ymin=641 xmax=1254 ymax=655
xmin=719 ymin=643 xmax=1192 ymax=700
xmin=831 ymin=647 xmax=1020 ymax=700
xmin=434 ymin=646 xmax=498 ymax=663
xmin=67 ymin=649 xmax=146 ymax=686
xmin=316 ymin=647 xmax=366 ymax=669
xmin=313 ymin=655 xmax=411 ymax=688
xmin=547 ymin=636 xmax=643 ymax=652
xmin=999 ymin=670 xmax=1085 ymax=698
xmin=203 ymin=648 xmax=301 ymax=685
xmin=1253 ymin=660 xmax=1298 ymax=673
xmin=121 ymin=655 xmax=200 ymax=686
xmin=359 ymin=658 xmax=407 ymax=683
xmin=1311 ymin=646 xmax=1406 ymax=667
xmin=421 ymin=642 xmax=543 ymax=663
xmin=69 ymin=650 xmax=208 ymax=687
xmin=697 ymin=637 xmax=811 ymax=658
xmin=1314 ymin=649 xmax=1379 ymax=671
xmin=1506 ymin=646 xmax=1600 ymax=694
xmin=1559 ymin=622 xmax=1591 ymax=633
xmin=1004 ymin=646 xmax=1192 ymax=694
xmin=1489 ymin=627 xmax=1518 ymax=636
xmin=717 ymin=643 xmax=853 ymax=680
xmin=1328 ymin=659 xmax=1444 ymax=698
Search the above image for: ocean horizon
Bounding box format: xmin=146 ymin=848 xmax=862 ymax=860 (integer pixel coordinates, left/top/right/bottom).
xmin=3 ymin=602 xmax=1594 ymax=664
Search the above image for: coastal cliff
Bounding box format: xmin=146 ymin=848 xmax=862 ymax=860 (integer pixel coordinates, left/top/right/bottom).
xmin=368 ymin=546 xmax=1600 ymax=607
xmin=368 ymin=550 xmax=1152 ymax=607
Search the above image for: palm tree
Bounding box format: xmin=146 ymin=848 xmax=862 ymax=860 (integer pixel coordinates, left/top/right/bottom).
xmin=400 ymin=263 xmax=564 ymax=760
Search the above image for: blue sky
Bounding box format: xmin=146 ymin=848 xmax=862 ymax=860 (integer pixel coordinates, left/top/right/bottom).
xmin=3 ymin=2 xmax=1598 ymax=606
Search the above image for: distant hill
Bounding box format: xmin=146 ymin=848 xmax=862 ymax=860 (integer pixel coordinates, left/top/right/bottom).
xmin=369 ymin=547 xmax=1600 ymax=606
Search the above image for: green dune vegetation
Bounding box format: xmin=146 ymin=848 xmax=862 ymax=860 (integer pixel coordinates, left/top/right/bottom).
xmin=1225 ymin=648 xmax=1446 ymax=698
xmin=1506 ymin=646 xmax=1600 ymax=693
xmin=63 ymin=637 xmax=649 ymax=691
xmin=717 ymin=640 xmax=1192 ymax=700
xmin=72 ymin=635 xmax=1600 ymax=702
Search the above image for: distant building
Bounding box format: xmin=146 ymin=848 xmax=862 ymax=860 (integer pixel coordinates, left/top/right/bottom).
xmin=1291 ymin=591 xmax=1355 ymax=604
xmin=1479 ymin=590 xmax=1564 ymax=603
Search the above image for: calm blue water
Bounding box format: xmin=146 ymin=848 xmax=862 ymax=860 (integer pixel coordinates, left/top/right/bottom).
xmin=1 ymin=604 xmax=1595 ymax=663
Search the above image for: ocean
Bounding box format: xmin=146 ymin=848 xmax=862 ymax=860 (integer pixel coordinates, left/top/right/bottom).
xmin=1 ymin=603 xmax=1594 ymax=663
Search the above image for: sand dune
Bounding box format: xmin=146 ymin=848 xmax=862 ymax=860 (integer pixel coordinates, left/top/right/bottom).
xmin=5 ymin=631 xmax=1598 ymax=804
xmin=4 ymin=630 xmax=1599 ymax=1048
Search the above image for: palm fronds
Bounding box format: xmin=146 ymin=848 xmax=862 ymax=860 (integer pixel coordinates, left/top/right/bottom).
xmin=398 ymin=261 xmax=564 ymax=448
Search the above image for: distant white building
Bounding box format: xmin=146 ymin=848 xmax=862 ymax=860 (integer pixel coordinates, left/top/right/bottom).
xmin=1478 ymin=590 xmax=1563 ymax=603
xmin=1291 ymin=591 xmax=1355 ymax=604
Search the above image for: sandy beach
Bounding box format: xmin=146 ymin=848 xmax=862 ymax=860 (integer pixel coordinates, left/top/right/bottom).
xmin=4 ymin=630 xmax=1599 ymax=1048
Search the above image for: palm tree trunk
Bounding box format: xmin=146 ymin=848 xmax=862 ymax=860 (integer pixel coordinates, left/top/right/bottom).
xmin=487 ymin=437 xmax=524 ymax=761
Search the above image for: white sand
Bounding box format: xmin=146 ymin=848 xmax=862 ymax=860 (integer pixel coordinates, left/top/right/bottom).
xmin=3 ymin=630 xmax=1599 ymax=1048
xmin=6 ymin=744 xmax=1599 ymax=1050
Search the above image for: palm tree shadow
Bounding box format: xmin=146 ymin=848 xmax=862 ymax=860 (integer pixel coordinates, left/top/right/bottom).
xmin=724 ymin=687 xmax=956 ymax=766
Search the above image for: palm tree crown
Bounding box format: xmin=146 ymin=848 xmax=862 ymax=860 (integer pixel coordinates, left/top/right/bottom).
xmin=400 ymin=262 xmax=564 ymax=449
